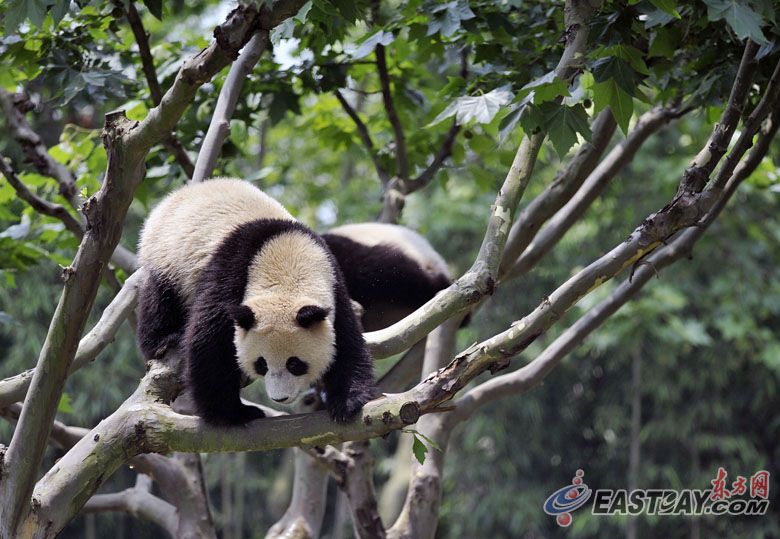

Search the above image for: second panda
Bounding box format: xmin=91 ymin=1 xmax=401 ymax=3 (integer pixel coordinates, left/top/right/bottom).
xmin=137 ymin=178 xmax=375 ymax=425
xmin=322 ymin=223 xmax=459 ymax=332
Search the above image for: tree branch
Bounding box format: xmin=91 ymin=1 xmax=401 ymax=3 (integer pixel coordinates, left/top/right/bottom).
xmin=0 ymin=269 xmax=143 ymax=409
xmin=0 ymin=89 xmax=77 ymax=203
xmin=499 ymin=108 xmax=617 ymax=275
xmin=376 ymin=43 xmax=408 ymax=180
xmin=335 ymin=89 xmax=392 ymax=185
xmin=679 ymin=40 xmax=759 ymax=194
xmin=123 ymin=1 xmax=195 ymax=177
xmin=364 ymin=0 xmax=603 ymax=353
xmin=503 ymin=105 xmax=685 ymax=281
xmin=82 ymin=476 xmax=178 ymax=538
xmin=192 ymin=30 xmax=269 ymax=183
xmin=454 ymin=107 xmax=780 ymax=420
xmin=0 ymin=156 xmax=83 ymax=238
xmin=0 ymin=88 xmax=138 ymax=273
xmin=378 ymin=46 xmax=468 ymax=223
xmin=707 ymin=56 xmax=780 ymax=190
xmin=387 ymin=318 xmax=459 ymax=539
xmin=366 ymin=129 xmax=545 ymax=357
xmin=0 ymin=4 xmax=306 ymax=534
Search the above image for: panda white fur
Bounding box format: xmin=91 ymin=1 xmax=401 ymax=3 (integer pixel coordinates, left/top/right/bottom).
xmin=137 ymin=178 xmax=375 ymax=425
xmin=322 ymin=223 xmax=461 ymax=332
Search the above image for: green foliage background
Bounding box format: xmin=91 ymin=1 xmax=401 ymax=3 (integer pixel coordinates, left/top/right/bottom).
xmin=0 ymin=0 xmax=778 ymax=537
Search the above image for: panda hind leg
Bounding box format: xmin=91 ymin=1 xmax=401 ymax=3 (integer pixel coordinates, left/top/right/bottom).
xmin=137 ymin=270 xmax=188 ymax=361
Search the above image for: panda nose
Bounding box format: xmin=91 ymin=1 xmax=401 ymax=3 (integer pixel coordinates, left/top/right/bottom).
xmin=272 ymin=396 xmax=289 ymax=403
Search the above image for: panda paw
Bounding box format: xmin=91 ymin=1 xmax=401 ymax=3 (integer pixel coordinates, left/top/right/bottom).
xmin=203 ymin=404 xmax=265 ymax=426
xmin=327 ymin=387 xmax=375 ymax=423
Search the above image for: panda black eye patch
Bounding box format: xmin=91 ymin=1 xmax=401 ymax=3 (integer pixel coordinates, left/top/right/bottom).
xmin=286 ymin=356 xmax=309 ymax=376
xmin=255 ymin=357 xmax=268 ymax=376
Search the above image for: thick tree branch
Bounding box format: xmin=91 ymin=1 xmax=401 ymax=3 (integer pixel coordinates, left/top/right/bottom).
xmin=335 ymin=89 xmax=392 ymax=185
xmin=192 ymin=30 xmax=269 ymax=183
xmin=0 ymin=4 xmax=306 ymax=535
xmin=0 ymin=156 xmax=83 ymax=238
xmin=679 ymin=40 xmax=759 ymax=194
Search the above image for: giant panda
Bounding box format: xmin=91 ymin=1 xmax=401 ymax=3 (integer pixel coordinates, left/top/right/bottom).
xmin=322 ymin=223 xmax=461 ymax=332
xmin=136 ymin=178 xmax=375 ymax=425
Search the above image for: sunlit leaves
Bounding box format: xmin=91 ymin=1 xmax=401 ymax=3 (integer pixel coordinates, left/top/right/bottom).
xmin=430 ymin=86 xmax=513 ymax=126
xmin=346 ymin=30 xmax=395 ymax=59
xmin=426 ymin=0 xmax=475 ymax=37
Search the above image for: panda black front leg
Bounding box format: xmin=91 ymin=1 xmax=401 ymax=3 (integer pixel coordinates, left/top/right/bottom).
xmin=185 ymin=306 xmax=265 ymax=426
xmin=322 ymin=277 xmax=379 ymax=423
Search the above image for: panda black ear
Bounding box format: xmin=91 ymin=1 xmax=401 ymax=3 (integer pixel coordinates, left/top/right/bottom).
xmin=296 ymin=305 xmax=330 ymax=328
xmin=226 ymin=304 xmax=256 ymax=330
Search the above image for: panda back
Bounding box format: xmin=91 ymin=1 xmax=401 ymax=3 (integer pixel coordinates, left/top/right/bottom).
xmin=138 ymin=178 xmax=294 ymax=303
xmin=327 ymin=222 xmax=451 ymax=279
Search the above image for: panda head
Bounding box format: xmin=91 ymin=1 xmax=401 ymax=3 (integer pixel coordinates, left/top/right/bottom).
xmin=227 ymin=295 xmax=335 ymax=404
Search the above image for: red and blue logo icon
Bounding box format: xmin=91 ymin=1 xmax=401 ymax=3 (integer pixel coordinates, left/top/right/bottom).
xmin=543 ymin=469 xmax=592 ymax=527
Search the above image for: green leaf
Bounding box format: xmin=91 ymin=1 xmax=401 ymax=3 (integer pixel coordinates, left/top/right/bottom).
xmin=142 ymin=0 xmax=163 ymax=20
xmin=593 ymin=80 xmax=633 ymax=135
xmin=4 ymin=0 xmax=48 ymax=33
xmin=592 ymin=56 xmax=639 ymax=93
xmin=50 ymin=0 xmax=71 ymax=26
xmin=649 ymin=27 xmax=679 ymax=58
xmin=544 ymin=103 xmax=592 ymax=157
xmin=58 ymin=393 xmax=74 ymax=414
xmin=649 ymin=0 xmax=681 ymax=18
xmin=412 ymin=434 xmax=428 ymax=465
xmin=703 ymin=0 xmax=768 ymax=44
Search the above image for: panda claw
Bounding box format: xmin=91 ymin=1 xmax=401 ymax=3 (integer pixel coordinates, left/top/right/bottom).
xmin=327 ymin=390 xmax=373 ymax=423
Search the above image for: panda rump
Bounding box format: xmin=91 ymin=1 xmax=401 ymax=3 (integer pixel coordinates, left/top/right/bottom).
xmin=137 ymin=179 xmax=375 ymax=425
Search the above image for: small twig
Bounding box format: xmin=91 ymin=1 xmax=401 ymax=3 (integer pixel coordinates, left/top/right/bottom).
xmin=0 ymin=156 xmax=84 ymax=239
xmin=375 ymin=43 xmax=408 ymax=180
xmin=335 ymin=89 xmax=391 ymax=185
xmin=123 ymin=1 xmax=195 ymax=177
xmin=410 ymin=121 xmax=460 ymax=187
